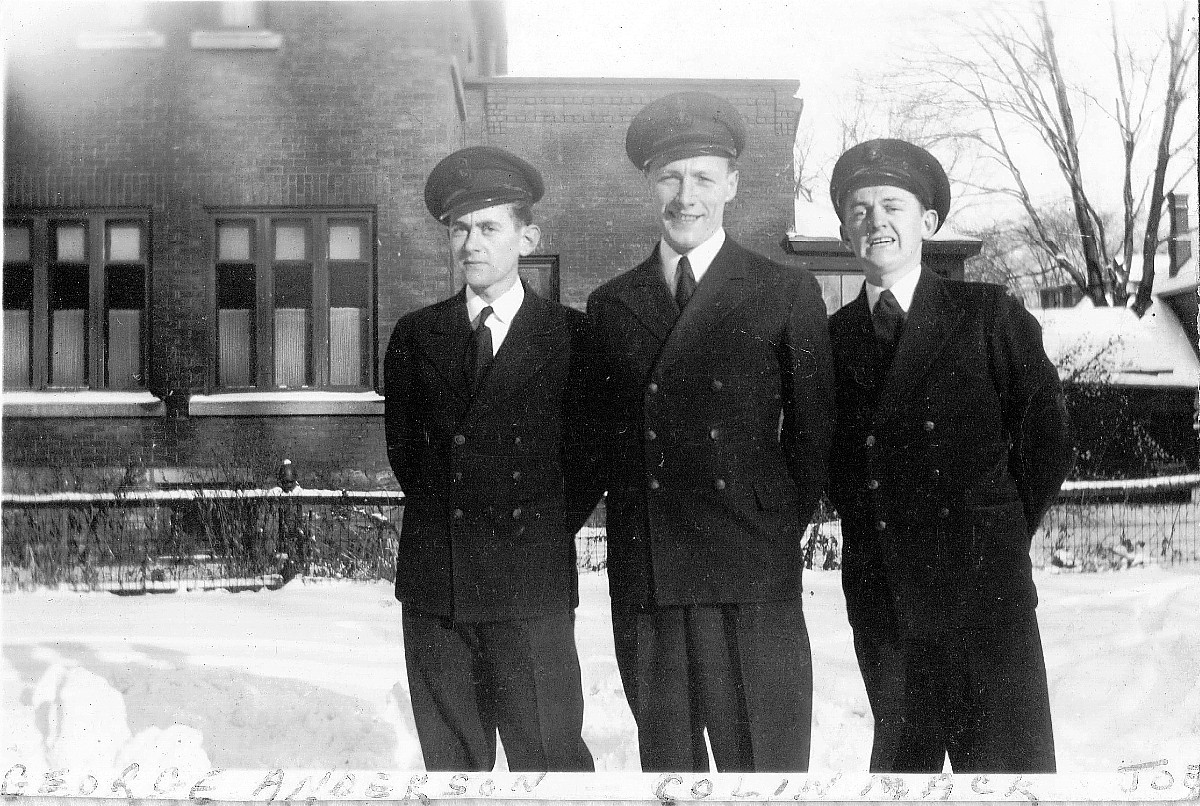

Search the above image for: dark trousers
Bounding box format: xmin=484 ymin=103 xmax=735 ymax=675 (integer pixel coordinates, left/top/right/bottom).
xmin=401 ymin=606 xmax=594 ymax=772
xmin=851 ymin=608 xmax=1056 ymax=774
xmin=611 ymin=598 xmax=812 ymax=772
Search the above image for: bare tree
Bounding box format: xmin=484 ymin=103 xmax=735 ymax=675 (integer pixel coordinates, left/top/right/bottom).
xmin=902 ymin=0 xmax=1197 ymax=313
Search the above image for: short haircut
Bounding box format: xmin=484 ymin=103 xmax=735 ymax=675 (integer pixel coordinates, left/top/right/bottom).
xmin=509 ymin=202 xmax=534 ymax=227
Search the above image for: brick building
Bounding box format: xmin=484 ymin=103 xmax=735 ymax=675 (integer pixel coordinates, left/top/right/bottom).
xmin=3 ymin=1 xmax=820 ymax=491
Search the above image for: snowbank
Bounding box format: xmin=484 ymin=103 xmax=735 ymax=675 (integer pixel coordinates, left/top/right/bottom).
xmin=4 ymin=568 xmax=1199 ymax=777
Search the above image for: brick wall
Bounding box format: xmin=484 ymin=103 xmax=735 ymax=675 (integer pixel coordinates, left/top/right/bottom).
xmin=463 ymin=78 xmax=801 ymax=310
xmin=2 ymin=416 xmax=391 ymax=492
xmin=4 ymin=6 xmax=803 ymax=491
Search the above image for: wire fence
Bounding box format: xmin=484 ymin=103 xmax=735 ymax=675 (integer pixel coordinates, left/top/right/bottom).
xmin=3 ymin=475 xmax=1197 ymax=592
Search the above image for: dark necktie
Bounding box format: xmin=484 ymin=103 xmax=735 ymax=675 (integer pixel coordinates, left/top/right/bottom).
xmin=872 ymin=289 xmax=904 ymax=383
xmin=674 ymin=255 xmax=696 ymax=311
xmin=872 ymin=289 xmax=905 ymax=344
xmin=473 ymin=306 xmax=494 ymax=387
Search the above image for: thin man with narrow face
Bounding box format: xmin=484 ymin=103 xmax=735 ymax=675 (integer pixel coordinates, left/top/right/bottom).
xmin=383 ymin=146 xmax=595 ymax=772
xmin=585 ymin=92 xmax=835 ymax=772
xmin=825 ymin=138 xmax=1074 ymax=773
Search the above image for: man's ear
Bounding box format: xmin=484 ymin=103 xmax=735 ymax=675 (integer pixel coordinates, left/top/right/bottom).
xmin=518 ymin=223 xmax=541 ymax=256
xmin=922 ymin=208 xmax=939 ymax=238
xmin=724 ymin=168 xmax=740 ymax=203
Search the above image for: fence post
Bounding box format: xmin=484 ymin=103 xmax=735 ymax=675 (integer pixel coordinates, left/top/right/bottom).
xmin=276 ymin=459 xmax=304 ymax=582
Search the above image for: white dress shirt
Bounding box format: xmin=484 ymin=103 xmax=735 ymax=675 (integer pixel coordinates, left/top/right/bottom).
xmin=465 ymin=279 xmax=524 ymax=356
xmin=865 ymin=265 xmax=921 ymax=314
xmin=659 ymin=228 xmax=727 ymax=291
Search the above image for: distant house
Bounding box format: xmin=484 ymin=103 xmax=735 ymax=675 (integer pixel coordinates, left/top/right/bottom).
xmin=1030 ymin=194 xmax=1199 ymax=473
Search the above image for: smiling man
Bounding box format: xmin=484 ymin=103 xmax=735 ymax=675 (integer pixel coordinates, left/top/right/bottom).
xmin=383 ymin=146 xmax=595 ymax=772
xmin=585 ymin=92 xmax=835 ymax=772
xmin=826 ymin=139 xmax=1074 ymax=773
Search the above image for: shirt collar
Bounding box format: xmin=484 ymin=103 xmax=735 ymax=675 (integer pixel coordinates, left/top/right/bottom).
xmin=659 ymin=228 xmax=727 ymax=286
xmin=465 ymin=278 xmax=525 ymax=325
xmin=866 ymin=265 xmax=921 ymax=313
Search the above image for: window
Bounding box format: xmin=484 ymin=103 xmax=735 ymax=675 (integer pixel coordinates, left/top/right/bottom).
xmin=518 ymin=255 xmax=560 ymax=301
xmin=76 ymin=2 xmax=165 ymax=49
xmin=3 ymin=211 xmax=149 ymax=390
xmin=212 ymin=210 xmax=374 ymax=390
xmin=190 ymin=1 xmax=282 ymax=50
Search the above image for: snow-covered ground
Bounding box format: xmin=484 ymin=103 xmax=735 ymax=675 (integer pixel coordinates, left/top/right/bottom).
xmin=3 ymin=567 xmax=1199 ymax=781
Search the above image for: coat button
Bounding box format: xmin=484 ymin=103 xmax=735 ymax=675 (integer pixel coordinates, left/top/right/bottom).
xmin=454 ymin=434 xmax=466 ymax=446
xmin=867 ymin=479 xmax=879 ymax=490
xmin=711 ymin=379 xmax=724 ymax=391
xmin=454 ymin=472 xmax=463 ymax=482
xmin=514 ymin=436 xmax=521 ymax=445
xmin=513 ymin=507 xmax=523 ymax=519
xmin=714 ymin=478 xmax=726 ymax=491
xmin=512 ymin=470 xmax=521 ymax=481
xmin=875 ymin=520 xmax=887 ymax=531
xmin=453 ymin=509 xmax=464 ymax=519
xmin=648 ymin=478 xmax=660 ymax=491
xmin=648 ymin=382 xmax=659 ymax=394
xmin=931 ymin=468 xmax=941 ymax=479
xmin=938 ymin=507 xmax=950 ymax=518
xmin=865 ymin=435 xmax=876 ymax=447
xmin=924 ymin=421 xmax=935 ymax=432
xmin=709 ymin=428 xmax=720 ymax=440
xmin=646 ymin=429 xmax=657 ymax=441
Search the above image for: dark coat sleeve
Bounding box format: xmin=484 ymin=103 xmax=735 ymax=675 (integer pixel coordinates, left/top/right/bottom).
xmin=990 ymin=293 xmax=1076 ymax=534
xmin=561 ymin=308 xmax=607 ymax=535
xmin=383 ymin=317 xmax=422 ymax=497
xmin=782 ymin=270 xmax=837 ymax=525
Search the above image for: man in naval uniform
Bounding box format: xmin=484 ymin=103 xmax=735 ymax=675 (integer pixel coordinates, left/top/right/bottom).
xmin=826 ymin=138 xmax=1074 ymax=773
xmin=384 ymin=146 xmax=594 ymax=772
xmin=586 ymin=91 xmax=836 ymax=772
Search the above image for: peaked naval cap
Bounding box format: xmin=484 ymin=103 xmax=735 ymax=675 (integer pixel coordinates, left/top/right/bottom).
xmin=626 ymin=91 xmax=747 ymax=171
xmin=829 ymin=138 xmax=951 ymax=232
xmin=424 ymin=146 xmax=544 ymax=223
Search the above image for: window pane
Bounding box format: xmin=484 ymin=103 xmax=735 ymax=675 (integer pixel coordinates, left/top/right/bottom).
xmin=274 ymin=224 xmax=306 ymax=260
xmin=51 ymin=309 xmax=87 ymax=386
xmin=5 ymin=226 xmax=30 ymax=263
xmin=55 ymin=224 xmax=87 ymax=262
xmin=329 ymin=307 xmax=364 ymax=386
xmin=3 ymin=310 xmax=31 ymax=388
xmin=218 ymin=309 xmax=253 ymax=386
xmin=220 ymin=1 xmax=262 ymax=29
xmin=274 ymin=308 xmax=309 ymax=387
xmin=218 ymin=222 xmax=252 ymax=261
xmin=329 ymin=224 xmax=361 ymax=260
xmin=107 ymin=309 xmax=141 ymax=389
xmin=108 ymin=223 xmax=141 ymax=261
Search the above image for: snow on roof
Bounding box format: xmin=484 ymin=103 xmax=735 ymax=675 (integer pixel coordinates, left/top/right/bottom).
xmin=1031 ymin=297 xmax=1199 ymax=389
xmin=1154 ymin=260 xmax=1198 ymax=299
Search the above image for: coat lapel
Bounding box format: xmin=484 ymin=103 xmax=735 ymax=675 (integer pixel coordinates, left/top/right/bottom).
xmin=613 ymin=249 xmax=678 ymax=345
xmin=469 ymin=287 xmax=560 ymax=413
xmin=423 ymin=290 xmax=473 ymax=404
xmin=838 ymin=288 xmax=879 ymax=393
xmin=655 ymin=238 xmax=756 ymax=373
xmin=876 ymin=268 xmax=965 ymax=421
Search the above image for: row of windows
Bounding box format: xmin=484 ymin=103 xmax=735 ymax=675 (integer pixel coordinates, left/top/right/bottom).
xmin=3 ymin=209 xmax=375 ymax=393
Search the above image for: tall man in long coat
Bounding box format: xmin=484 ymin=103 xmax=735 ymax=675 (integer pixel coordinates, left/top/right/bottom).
xmin=826 ymin=138 xmax=1074 ymax=773
xmin=384 ymin=146 xmax=594 ymax=772
xmin=586 ymin=91 xmax=836 ymax=772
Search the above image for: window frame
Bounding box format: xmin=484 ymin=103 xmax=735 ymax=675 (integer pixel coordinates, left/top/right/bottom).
xmin=206 ymin=207 xmax=377 ymax=393
xmin=3 ymin=209 xmax=151 ymax=391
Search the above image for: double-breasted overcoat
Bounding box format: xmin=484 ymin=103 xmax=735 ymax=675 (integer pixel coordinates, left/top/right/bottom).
xmin=587 ymin=237 xmax=836 ymax=609
xmin=827 ymin=268 xmax=1074 ymax=772
xmin=383 ymin=287 xmax=594 ymax=624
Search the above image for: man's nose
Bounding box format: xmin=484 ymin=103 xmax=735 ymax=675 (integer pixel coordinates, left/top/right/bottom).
xmin=461 ymin=227 xmax=482 ymax=250
xmin=675 ymin=176 xmax=697 ymax=205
